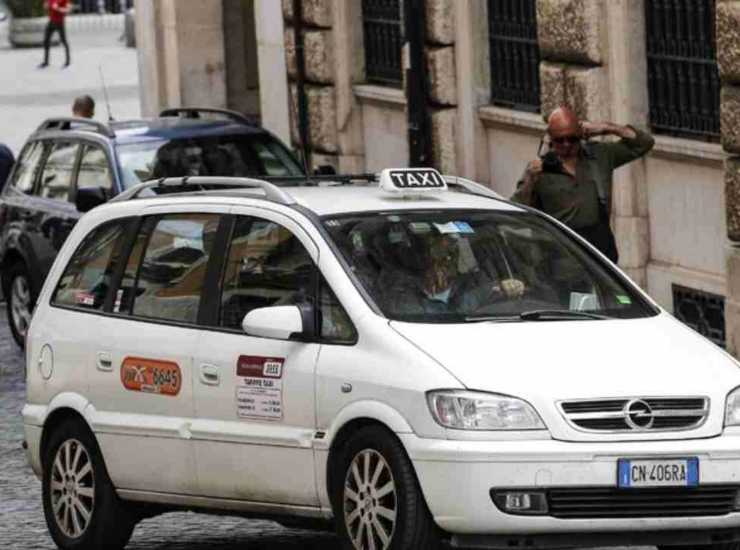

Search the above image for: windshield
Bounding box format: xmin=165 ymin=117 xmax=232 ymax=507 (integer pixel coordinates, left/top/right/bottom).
xmin=116 ymin=134 xmax=304 ymax=188
xmin=323 ymin=210 xmax=657 ymax=323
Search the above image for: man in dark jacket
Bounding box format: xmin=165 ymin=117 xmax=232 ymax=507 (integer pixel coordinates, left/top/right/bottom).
xmin=512 ymin=106 xmax=654 ymax=263
xmin=0 ymin=144 xmax=14 ymax=190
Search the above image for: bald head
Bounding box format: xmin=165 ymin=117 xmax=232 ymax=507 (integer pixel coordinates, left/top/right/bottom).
xmin=547 ymin=106 xmax=581 ymax=138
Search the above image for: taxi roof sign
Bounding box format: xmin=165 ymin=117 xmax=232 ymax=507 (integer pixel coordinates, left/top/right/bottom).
xmin=379 ymin=168 xmax=448 ymax=195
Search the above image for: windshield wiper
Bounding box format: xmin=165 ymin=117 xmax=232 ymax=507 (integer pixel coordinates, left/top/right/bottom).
xmin=519 ymin=309 xmax=610 ymax=321
xmin=464 ymin=315 xmax=523 ymax=323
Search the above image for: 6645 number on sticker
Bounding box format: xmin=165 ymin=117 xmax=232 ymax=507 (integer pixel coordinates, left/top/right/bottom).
xmin=121 ymin=357 xmax=182 ymax=397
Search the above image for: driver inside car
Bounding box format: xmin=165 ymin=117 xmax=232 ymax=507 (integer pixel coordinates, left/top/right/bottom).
xmin=379 ymin=230 xmax=526 ymax=317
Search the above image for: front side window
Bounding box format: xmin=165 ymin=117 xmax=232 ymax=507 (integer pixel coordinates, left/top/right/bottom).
xmin=129 ymin=214 xmax=220 ymax=324
xmin=220 ymin=216 xmax=315 ymax=330
xmin=116 ymin=134 xmax=304 ymax=188
xmin=40 ymin=141 xmax=80 ymax=201
xmin=77 ymin=145 xmax=113 ymax=192
xmin=319 ymin=278 xmax=356 ymax=344
xmin=9 ymin=141 xmax=46 ymax=194
xmin=323 ymin=210 xmax=657 ymax=323
xmin=52 ymin=220 xmax=127 ymax=310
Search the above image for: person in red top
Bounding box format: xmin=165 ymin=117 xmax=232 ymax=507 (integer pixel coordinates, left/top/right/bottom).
xmin=39 ymin=0 xmax=72 ymax=69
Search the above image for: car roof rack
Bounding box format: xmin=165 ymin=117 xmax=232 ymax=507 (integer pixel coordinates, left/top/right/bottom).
xmin=37 ymin=117 xmax=116 ymax=138
xmin=159 ymin=107 xmax=259 ymax=126
xmin=259 ymin=173 xmax=379 ymax=185
xmin=110 ymin=176 xmax=297 ymax=205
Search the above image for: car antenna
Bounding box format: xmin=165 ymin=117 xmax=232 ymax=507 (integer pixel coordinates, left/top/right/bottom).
xmin=98 ymin=65 xmax=115 ymax=122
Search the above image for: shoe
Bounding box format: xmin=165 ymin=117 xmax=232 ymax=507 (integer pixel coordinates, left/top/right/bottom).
xmin=62 ymin=62 xmax=70 ymax=69
xmin=37 ymin=62 xmax=49 ymax=69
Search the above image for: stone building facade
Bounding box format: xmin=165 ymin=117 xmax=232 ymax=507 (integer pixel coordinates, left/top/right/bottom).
xmin=135 ymin=0 xmax=739 ymax=357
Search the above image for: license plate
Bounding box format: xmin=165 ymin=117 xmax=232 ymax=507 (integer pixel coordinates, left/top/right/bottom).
xmin=617 ymin=457 xmax=699 ymax=488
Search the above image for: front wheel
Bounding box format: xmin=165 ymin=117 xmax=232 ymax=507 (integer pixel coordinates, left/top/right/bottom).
xmin=333 ymin=425 xmax=440 ymax=550
xmin=42 ymin=419 xmax=136 ymax=550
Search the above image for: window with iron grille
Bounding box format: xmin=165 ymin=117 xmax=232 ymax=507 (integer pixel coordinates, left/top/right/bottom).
xmin=488 ymin=0 xmax=541 ymax=112
xmin=645 ymin=0 xmax=720 ymax=141
xmin=672 ymin=284 xmax=725 ymax=347
xmin=362 ymin=0 xmax=403 ymax=87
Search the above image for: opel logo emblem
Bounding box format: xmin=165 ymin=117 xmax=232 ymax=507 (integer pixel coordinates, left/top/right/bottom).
xmin=624 ymin=399 xmax=654 ymax=430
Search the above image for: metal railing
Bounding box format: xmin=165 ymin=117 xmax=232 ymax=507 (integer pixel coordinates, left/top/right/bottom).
xmin=645 ymin=0 xmax=720 ymax=141
xmin=488 ymin=0 xmax=541 ymax=113
xmin=673 ymin=284 xmax=725 ymax=347
xmin=362 ymin=0 xmax=403 ymax=87
xmin=75 ymin=0 xmax=133 ymax=14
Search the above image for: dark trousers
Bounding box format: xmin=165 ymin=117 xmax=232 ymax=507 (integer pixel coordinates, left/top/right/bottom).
xmin=574 ymin=220 xmax=619 ymax=264
xmin=42 ymin=21 xmax=70 ymax=65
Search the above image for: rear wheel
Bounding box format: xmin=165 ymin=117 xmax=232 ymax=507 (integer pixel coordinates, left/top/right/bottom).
xmin=332 ymin=425 xmax=440 ymax=550
xmin=6 ymin=262 xmax=33 ymax=349
xmin=42 ymin=419 xmax=135 ymax=550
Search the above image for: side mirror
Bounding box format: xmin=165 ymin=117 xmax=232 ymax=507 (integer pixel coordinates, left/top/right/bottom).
xmin=76 ymin=187 xmax=108 ymax=213
xmin=314 ymin=164 xmax=336 ymax=176
xmin=242 ymin=304 xmax=316 ymax=341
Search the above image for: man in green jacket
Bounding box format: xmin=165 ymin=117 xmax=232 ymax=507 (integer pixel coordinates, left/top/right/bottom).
xmin=512 ymin=106 xmax=654 ymax=263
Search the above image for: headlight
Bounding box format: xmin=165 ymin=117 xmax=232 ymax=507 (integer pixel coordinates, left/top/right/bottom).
xmin=427 ymin=390 xmax=546 ymax=431
xmin=725 ymin=387 xmax=740 ymax=427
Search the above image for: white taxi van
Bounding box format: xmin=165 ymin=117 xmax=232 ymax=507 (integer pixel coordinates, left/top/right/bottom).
xmin=23 ymin=169 xmax=740 ymax=550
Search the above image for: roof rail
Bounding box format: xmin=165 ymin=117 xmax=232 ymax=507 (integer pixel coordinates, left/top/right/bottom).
xmin=444 ymin=175 xmax=503 ymax=201
xmin=110 ymin=176 xmax=297 ymax=205
xmin=159 ymin=107 xmax=259 ymax=127
xmin=258 ymin=173 xmax=378 ymax=185
xmin=37 ymin=117 xmax=115 ymax=138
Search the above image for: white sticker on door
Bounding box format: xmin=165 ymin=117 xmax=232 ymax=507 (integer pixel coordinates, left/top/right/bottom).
xmin=235 ymin=355 xmax=285 ymax=421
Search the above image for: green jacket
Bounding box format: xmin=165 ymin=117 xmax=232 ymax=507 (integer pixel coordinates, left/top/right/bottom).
xmin=511 ymin=128 xmax=655 ymax=229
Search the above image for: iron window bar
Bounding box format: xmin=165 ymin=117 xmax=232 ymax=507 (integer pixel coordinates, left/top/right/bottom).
xmin=645 ymin=0 xmax=720 ymax=141
xmin=37 ymin=118 xmax=116 ymax=138
xmin=362 ymin=0 xmax=403 ymax=87
xmin=488 ymin=0 xmax=541 ymax=113
xmin=672 ymin=284 xmax=725 ymax=347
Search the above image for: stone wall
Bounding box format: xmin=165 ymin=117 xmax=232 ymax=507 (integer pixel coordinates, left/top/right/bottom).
xmin=717 ymin=0 xmax=740 ymax=356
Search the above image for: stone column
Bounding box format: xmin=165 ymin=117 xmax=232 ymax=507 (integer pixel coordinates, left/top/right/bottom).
xmin=135 ymin=0 xmax=228 ymax=116
xmin=426 ymin=0 xmax=457 ymax=174
xmin=717 ymin=0 xmax=740 ymax=357
xmin=283 ymin=0 xmax=340 ymax=170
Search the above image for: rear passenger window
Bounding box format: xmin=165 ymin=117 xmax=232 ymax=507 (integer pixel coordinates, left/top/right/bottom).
xmin=52 ymin=220 xmax=127 ymax=310
xmin=129 ymin=214 xmax=220 ymax=324
xmin=220 ymin=216 xmax=315 ymax=329
xmin=40 ymin=142 xmax=80 ymax=201
xmin=77 ymin=145 xmax=113 ymax=193
xmin=9 ymin=141 xmax=45 ymax=194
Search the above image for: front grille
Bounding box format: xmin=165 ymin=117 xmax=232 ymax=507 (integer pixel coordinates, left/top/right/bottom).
xmin=548 ymin=486 xmax=738 ymax=518
xmin=559 ymin=397 xmax=709 ymax=432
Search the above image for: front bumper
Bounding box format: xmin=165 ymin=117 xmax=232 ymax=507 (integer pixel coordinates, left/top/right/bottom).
xmin=400 ymin=431 xmax=740 ymax=544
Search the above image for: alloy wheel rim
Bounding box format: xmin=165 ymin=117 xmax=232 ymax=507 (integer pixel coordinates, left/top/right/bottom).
xmin=343 ymin=449 xmax=397 ymax=550
xmin=50 ymin=439 xmax=95 ymax=539
xmin=10 ymin=275 xmax=31 ymax=339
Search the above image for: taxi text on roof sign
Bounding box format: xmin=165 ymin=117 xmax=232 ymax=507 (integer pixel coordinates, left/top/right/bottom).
xmin=379 ymin=168 xmax=448 ymax=195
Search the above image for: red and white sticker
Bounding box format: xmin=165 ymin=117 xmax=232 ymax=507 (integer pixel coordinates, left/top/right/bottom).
xmin=236 ymin=355 xmax=284 ymax=420
xmin=121 ymin=357 xmax=182 ymax=396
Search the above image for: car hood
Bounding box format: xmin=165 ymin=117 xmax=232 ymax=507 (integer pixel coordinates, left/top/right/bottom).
xmin=390 ymin=313 xmax=740 ymax=441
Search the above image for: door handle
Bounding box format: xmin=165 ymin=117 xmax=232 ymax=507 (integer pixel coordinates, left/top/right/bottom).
xmin=96 ymin=351 xmax=113 ymax=372
xmin=199 ymin=364 xmax=220 ymax=386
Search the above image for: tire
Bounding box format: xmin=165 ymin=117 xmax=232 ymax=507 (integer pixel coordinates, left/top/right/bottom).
xmin=5 ymin=262 xmax=33 ymax=349
xmin=332 ymin=425 xmax=440 ymax=550
xmin=42 ymin=418 xmax=136 ymax=550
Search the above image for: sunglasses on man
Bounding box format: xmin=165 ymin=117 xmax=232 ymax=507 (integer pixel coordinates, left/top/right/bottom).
xmin=551 ymin=135 xmax=581 ymax=145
